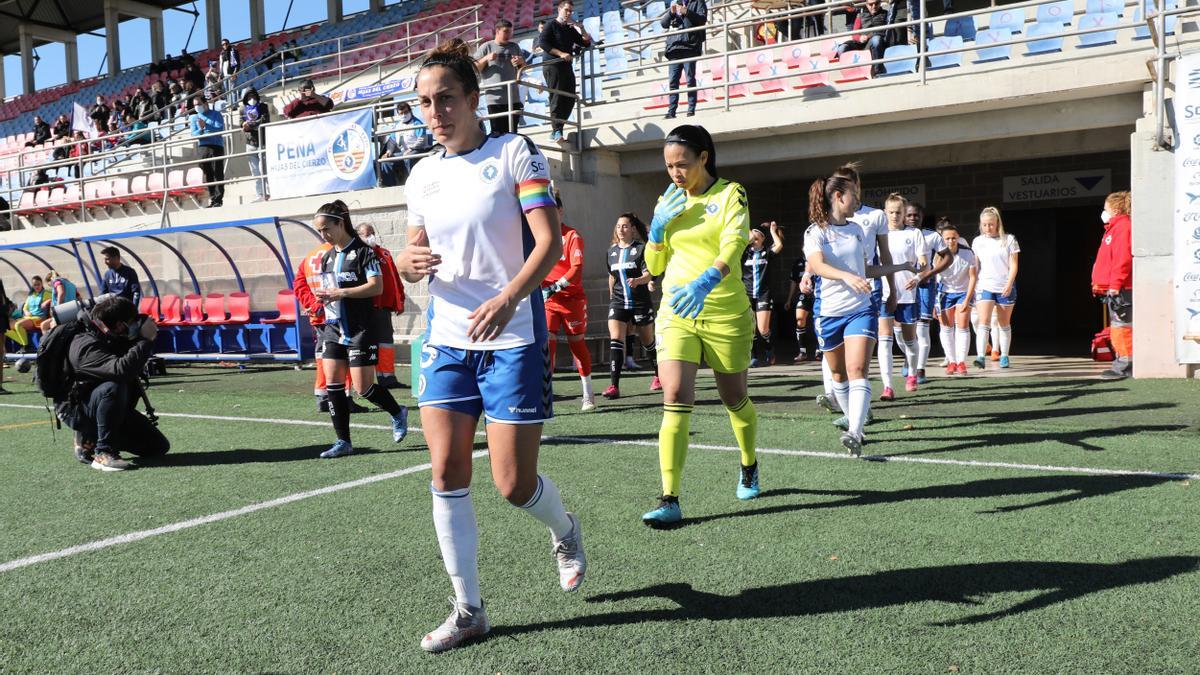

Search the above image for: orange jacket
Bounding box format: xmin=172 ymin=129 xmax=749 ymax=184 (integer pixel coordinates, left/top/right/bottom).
xmin=371 ymin=244 xmax=406 ymax=313
xmin=542 ymin=223 xmax=585 ymax=301
xmin=294 ymin=242 xmax=332 ymax=325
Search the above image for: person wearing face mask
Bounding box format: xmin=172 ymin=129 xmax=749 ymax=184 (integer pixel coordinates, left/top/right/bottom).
xmin=240 ymin=87 xmax=271 ymax=202
xmin=56 ymin=295 xmax=170 ymax=471
xmin=189 ymin=94 xmax=227 ymax=208
xmin=1091 ymin=191 xmax=1133 ymax=380
xmin=356 ymin=222 xmax=406 ymax=389
xmin=379 ymin=101 xmax=431 ymax=187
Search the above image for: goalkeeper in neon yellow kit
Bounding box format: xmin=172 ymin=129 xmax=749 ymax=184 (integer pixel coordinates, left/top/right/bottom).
xmin=641 ymin=125 xmax=760 ymax=527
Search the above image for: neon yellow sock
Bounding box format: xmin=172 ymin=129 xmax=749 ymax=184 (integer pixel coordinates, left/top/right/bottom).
xmin=726 ymin=396 xmax=757 ymax=467
xmin=5 ymin=325 xmax=28 ymax=347
xmin=659 ymin=403 xmax=693 ymax=497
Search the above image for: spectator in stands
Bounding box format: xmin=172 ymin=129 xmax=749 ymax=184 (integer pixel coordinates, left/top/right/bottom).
xmin=0 ymin=195 xmax=10 ymax=232
xmin=474 ymin=19 xmax=530 ymax=135
xmin=777 ymin=0 xmax=826 ymax=40
xmin=121 ymin=112 xmax=152 ymax=147
xmin=240 ymin=87 xmax=271 ymax=202
xmin=151 ymin=81 xmax=171 ymax=122
xmin=112 ymin=99 xmax=129 ymax=125
xmin=283 ymin=80 xmax=334 ymax=119
xmin=660 ymin=0 xmax=707 ymax=120
xmin=106 ymin=117 xmax=124 ymax=149
xmin=28 ymin=168 xmax=50 ymax=189
xmin=52 ymin=113 xmax=72 ymax=141
xmin=68 ymin=131 xmax=90 ymax=178
xmin=26 ymin=115 xmax=51 ymax=147
xmin=189 ymin=94 xmax=226 ymax=208
xmin=262 ymin=44 xmax=280 ymax=70
xmin=285 ymin=40 xmax=304 ymax=62
xmin=533 ymin=21 xmax=546 ymax=57
xmin=219 ymin=38 xmax=241 ymax=78
xmin=99 ymin=247 xmax=142 ymax=306
xmin=539 ymin=0 xmax=593 ymax=143
xmin=181 ymin=49 xmax=196 ymax=68
xmin=835 ymin=0 xmax=889 ymax=76
xmin=90 ymin=95 xmax=112 ymax=130
xmin=184 ymin=61 xmax=205 ymax=90
xmin=179 ymin=80 xmax=199 ymax=117
xmin=130 ymin=89 xmax=154 ymax=122
xmin=378 ymin=101 xmax=430 ymax=187
xmin=205 ymin=64 xmax=223 ymax=101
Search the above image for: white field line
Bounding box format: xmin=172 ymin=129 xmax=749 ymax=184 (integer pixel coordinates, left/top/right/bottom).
xmin=2 ymin=402 xmax=1196 ymax=481
xmin=0 ymin=450 xmax=488 ymax=574
xmin=0 ymin=403 xmax=1195 ymax=574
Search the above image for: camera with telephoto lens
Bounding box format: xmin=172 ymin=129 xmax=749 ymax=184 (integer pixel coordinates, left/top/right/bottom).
xmin=50 ymin=293 xmax=116 ymax=326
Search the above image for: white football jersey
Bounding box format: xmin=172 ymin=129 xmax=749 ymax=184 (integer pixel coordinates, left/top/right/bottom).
xmin=938 ymin=246 xmax=978 ymax=294
xmin=848 ymin=204 xmax=888 ymax=258
xmin=804 ymin=222 xmax=872 ymax=317
xmin=972 ymin=234 xmax=1020 ymax=293
xmin=880 ymin=227 xmax=926 ymax=305
xmin=406 ymin=132 xmax=557 ymax=350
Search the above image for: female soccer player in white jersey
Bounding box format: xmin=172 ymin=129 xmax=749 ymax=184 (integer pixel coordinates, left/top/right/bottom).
xmin=641 ymin=124 xmax=761 ymax=527
xmin=603 ymin=212 xmax=659 ymax=398
xmin=310 ymin=200 xmax=410 ymax=459
xmin=906 ymin=202 xmax=951 ymax=381
xmin=934 ymin=218 xmax=978 ymax=375
xmin=877 ymin=192 xmax=927 ymax=398
xmin=397 ymin=39 xmax=585 ymax=653
xmin=805 ymin=174 xmax=918 ymax=456
xmin=971 ymin=206 xmax=1019 ymax=369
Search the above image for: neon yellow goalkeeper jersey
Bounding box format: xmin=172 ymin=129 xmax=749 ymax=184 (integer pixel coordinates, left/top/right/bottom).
xmin=646 ymin=178 xmax=752 ymax=321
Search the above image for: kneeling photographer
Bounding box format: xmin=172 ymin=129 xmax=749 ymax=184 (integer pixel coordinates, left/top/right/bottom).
xmin=50 ymin=295 xmax=169 ymax=472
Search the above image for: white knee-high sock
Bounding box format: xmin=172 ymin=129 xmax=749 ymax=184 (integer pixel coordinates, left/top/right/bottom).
xmin=975 ymin=324 xmax=990 ymax=360
xmin=938 ymin=325 xmax=954 ymax=364
xmin=432 ymin=486 xmax=481 ymax=607
xmin=849 ymin=379 xmax=871 ymax=436
xmin=955 ymin=327 xmax=971 ymax=364
xmin=821 ymin=355 xmax=835 ymax=396
xmin=519 ymin=474 xmax=574 ymax=539
xmin=900 ymin=335 xmax=918 ymax=376
xmin=877 ymin=336 xmax=894 ymax=389
xmin=997 ymin=326 xmax=1012 ymax=357
xmin=832 ymin=380 xmax=850 ymax=417
xmin=915 ymin=321 xmax=931 ymax=370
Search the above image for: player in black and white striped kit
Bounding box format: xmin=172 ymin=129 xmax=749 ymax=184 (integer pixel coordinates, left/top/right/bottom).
xmin=603 ymin=212 xmax=660 ymax=398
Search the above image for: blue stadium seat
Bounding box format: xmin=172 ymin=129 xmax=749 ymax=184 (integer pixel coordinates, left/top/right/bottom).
xmin=988 ymin=8 xmax=1026 ymax=33
xmin=974 ymin=28 xmax=1013 ymax=61
xmin=1025 ymin=21 xmax=1067 ymax=54
xmin=881 ymin=45 xmax=918 ymax=74
xmin=1077 ymin=12 xmax=1119 ymax=46
xmin=1036 ymin=0 xmax=1075 ymax=25
xmin=1086 ymin=0 xmax=1124 ymax=15
xmin=927 ymin=35 xmax=964 ymax=68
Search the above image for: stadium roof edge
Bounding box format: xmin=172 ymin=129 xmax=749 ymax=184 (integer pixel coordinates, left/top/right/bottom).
xmin=0 ymin=0 xmax=194 ymax=57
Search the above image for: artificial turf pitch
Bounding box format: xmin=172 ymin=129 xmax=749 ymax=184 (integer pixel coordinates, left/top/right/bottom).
xmin=0 ymin=360 xmax=1197 ymax=672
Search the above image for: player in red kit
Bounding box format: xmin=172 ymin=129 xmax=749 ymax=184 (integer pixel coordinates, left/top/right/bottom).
xmin=542 ymin=189 xmax=595 ymax=410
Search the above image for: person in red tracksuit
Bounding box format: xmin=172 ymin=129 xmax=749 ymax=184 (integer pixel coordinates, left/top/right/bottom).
xmin=541 ymin=189 xmax=596 ymax=410
xmin=357 ymin=223 xmax=406 ymax=388
xmin=295 ymin=242 xmax=367 ymax=412
xmin=1091 ymin=191 xmax=1133 ymax=380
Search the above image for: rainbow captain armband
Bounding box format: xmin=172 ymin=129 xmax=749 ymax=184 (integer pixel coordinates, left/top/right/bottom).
xmin=518 ymin=178 xmax=556 ymax=212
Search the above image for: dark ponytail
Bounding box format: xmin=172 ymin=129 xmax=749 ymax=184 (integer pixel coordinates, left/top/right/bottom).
xmin=316 ymin=199 xmax=355 ymax=239
xmin=418 ymin=38 xmax=480 ymax=96
xmin=665 ymin=124 xmax=718 ymax=179
xmin=809 ymin=174 xmax=857 ymax=228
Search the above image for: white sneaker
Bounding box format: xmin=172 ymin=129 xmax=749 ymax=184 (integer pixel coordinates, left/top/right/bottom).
xmin=580 ymin=396 xmax=596 ymax=412
xmin=552 ymin=513 xmax=586 ymax=592
xmin=420 ymin=598 xmax=491 ymax=653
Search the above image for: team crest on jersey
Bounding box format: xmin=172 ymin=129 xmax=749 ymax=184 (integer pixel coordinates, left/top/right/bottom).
xmin=420 ymin=344 xmax=438 ymax=368
xmin=418 ymin=374 xmax=427 ymax=396
xmin=346 ymin=250 xmax=357 ymax=261
xmin=479 ymin=161 xmax=501 ymax=184
xmin=706 ymin=203 xmax=719 ymax=215
xmin=327 ymin=122 xmax=372 ymax=180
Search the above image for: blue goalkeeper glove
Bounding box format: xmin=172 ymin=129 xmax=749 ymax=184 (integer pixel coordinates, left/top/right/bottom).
xmin=649 ymin=184 xmax=687 ymax=244
xmin=668 ymin=267 xmax=723 ymax=319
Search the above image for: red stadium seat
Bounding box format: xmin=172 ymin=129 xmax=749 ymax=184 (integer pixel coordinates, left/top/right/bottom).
xmin=139 ymin=296 xmax=161 ymax=321
xmin=201 ymin=293 xmax=228 ymax=325
xmin=145 ymin=172 xmax=166 ymax=200
xmin=181 ymin=293 xmax=205 ymax=325
xmin=182 ymin=167 xmax=207 ymax=195
xmin=16 ymin=191 xmax=36 ymax=214
xmin=109 ymin=177 xmax=132 ymax=205
xmin=262 ymin=289 xmax=298 ymax=324
xmin=129 ymin=175 xmax=150 ymax=201
xmin=226 ymin=292 xmax=251 ymax=324
xmin=158 ymin=295 xmax=186 ymax=326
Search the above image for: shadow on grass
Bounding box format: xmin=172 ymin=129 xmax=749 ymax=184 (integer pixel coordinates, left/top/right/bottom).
xmin=484 ymin=556 xmax=1199 ymax=640
xmin=139 ymin=441 xmax=427 ymax=467
xmin=876 ymin=423 xmax=1187 ymax=456
xmin=678 ymin=474 xmax=1180 ymax=527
